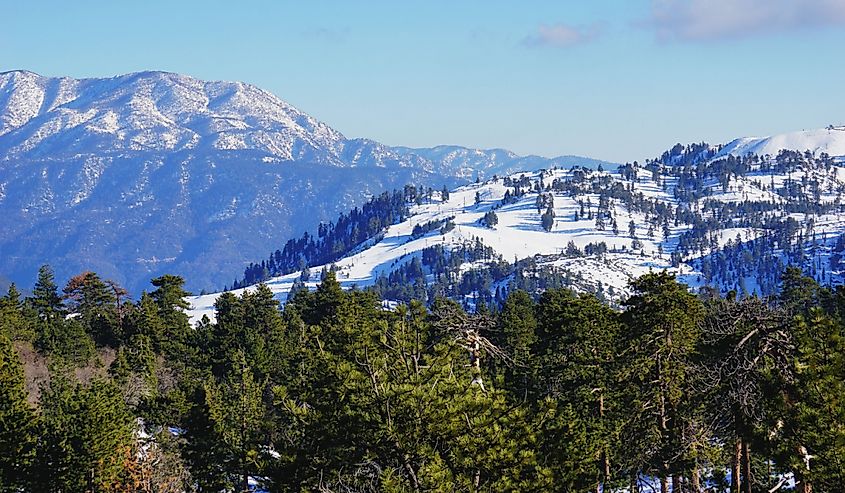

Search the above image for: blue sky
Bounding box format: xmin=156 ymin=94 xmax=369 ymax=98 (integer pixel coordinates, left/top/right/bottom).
xmin=4 ymin=0 xmax=845 ymax=162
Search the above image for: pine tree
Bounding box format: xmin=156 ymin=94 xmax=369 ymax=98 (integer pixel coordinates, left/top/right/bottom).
xmin=497 ymin=289 xmax=537 ymax=399
xmin=149 ymin=275 xmax=192 ymax=360
xmin=0 ymin=283 xmax=33 ymax=341
xmin=63 ymin=271 xmax=120 ymax=346
xmin=29 ymin=264 xmax=64 ymax=323
xmin=700 ymin=295 xmax=785 ymax=493
xmin=205 ymin=352 xmax=267 ymax=492
xmin=35 ymin=376 xmax=135 ymax=492
xmin=127 ymin=292 xmax=166 ymax=353
xmin=620 ymin=272 xmax=703 ymax=492
xmin=541 ymin=205 xmax=555 ymax=232
xmin=534 ymin=289 xmax=623 ymax=491
xmin=0 ymin=334 xmax=37 ymax=491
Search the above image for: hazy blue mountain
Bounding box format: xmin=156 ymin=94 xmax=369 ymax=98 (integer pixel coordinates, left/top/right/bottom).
xmin=392 ymin=145 xmax=617 ymax=178
xmin=0 ymin=70 xmax=600 ymax=294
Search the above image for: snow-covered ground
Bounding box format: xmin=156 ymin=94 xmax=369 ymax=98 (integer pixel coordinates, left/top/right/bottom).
xmin=187 ymin=128 xmax=845 ymax=324
xmin=719 ymin=127 xmax=845 ymax=160
xmin=187 ymin=168 xmax=700 ymax=323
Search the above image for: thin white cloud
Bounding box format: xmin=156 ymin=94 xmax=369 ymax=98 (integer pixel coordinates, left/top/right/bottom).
xmin=648 ymin=0 xmax=845 ymax=41
xmin=522 ymin=23 xmax=601 ymax=48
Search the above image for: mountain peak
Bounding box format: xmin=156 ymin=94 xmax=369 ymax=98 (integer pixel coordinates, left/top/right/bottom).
xmin=719 ymin=127 xmax=845 ymax=159
xmin=0 ymin=70 xmax=353 ymax=160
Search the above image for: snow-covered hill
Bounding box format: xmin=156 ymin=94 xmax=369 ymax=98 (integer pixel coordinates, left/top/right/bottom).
xmin=718 ymin=127 xmax=845 ymax=160
xmin=188 ymin=151 xmax=845 ymax=323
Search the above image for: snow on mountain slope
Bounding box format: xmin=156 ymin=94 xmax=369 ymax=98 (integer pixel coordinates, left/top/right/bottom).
xmin=718 ymin=127 xmax=845 ymax=159
xmin=2 ymin=68 xmax=842 ymax=303
xmin=393 ymin=145 xmax=617 ymax=179
xmin=0 ymin=70 xmax=448 ymax=294
xmin=0 ymin=70 xmax=606 ymax=294
xmin=0 ymin=70 xmax=393 ymax=166
xmin=188 ymin=153 xmax=845 ymax=324
xmin=188 ymin=168 xmax=684 ymax=322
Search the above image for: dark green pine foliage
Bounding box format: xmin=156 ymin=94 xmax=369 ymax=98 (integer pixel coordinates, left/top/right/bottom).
xmin=495 ymin=289 xmax=537 ymax=399
xmin=37 ymin=318 xmax=96 ymax=367
xmin=533 ymin=288 xmax=623 ymax=491
xmin=184 ymin=351 xmax=269 ymax=492
xmin=29 ymin=264 xmax=64 ymax=323
xmin=204 ymin=352 xmax=268 ymax=493
xmin=201 ymin=283 xmax=282 ymax=379
xmin=28 ymin=265 xmax=96 ymax=365
xmin=0 ymin=283 xmax=33 ymax=341
xmin=620 ymin=271 xmax=703 ymax=491
xmin=779 ymin=265 xmax=825 ymax=316
xmin=182 ymin=384 xmax=232 ymax=493
xmin=183 ymin=285 xmax=285 ymax=491
xmin=127 ymin=292 xmax=166 ymax=353
xmin=267 ymin=281 xmax=552 ymax=491
xmin=0 ymin=334 xmax=37 ymax=492
xmin=699 ymin=295 xmax=789 ymax=493
xmin=63 ymin=271 xmax=120 ymax=346
xmin=149 ymin=275 xmax=193 ymax=362
xmin=784 ymin=306 xmax=845 ymax=490
xmin=34 ymin=376 xmax=135 ymax=492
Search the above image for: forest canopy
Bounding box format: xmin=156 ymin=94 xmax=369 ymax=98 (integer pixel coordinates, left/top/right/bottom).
xmin=0 ymin=265 xmax=842 ymax=492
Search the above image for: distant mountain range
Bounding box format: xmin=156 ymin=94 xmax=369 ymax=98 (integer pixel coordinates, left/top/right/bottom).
xmin=0 ymin=70 xmax=616 ymax=294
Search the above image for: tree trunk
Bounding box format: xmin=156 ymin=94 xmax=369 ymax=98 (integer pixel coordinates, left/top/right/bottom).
xmin=672 ymin=475 xmax=681 ymax=493
xmin=399 ymin=446 xmax=420 ymax=491
xmin=732 ymin=438 xmax=741 ymax=493
xmin=795 ymin=444 xmax=812 ymax=493
xmin=630 ymin=473 xmax=639 ymax=493
xmin=657 ymin=354 xmax=670 ymax=493
xmin=691 ymin=462 xmax=702 ymax=493
xmin=741 ymin=440 xmax=752 ymax=493
xmin=598 ymin=392 xmax=610 ymax=493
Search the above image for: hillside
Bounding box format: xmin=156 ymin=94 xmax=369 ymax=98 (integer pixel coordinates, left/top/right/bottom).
xmin=188 ymin=144 xmax=845 ymax=322
xmin=718 ymin=127 xmax=845 ymax=160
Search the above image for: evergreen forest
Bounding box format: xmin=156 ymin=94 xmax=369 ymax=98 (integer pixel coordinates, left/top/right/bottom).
xmin=2 ymin=264 xmax=845 ymax=492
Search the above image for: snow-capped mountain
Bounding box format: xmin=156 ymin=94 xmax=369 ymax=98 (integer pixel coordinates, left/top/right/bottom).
xmin=718 ymin=127 xmax=845 ymax=160
xmin=0 ymin=70 xmax=431 ymax=168
xmin=188 ymin=146 xmax=845 ymax=323
xmin=0 ymin=70 xmax=608 ymax=294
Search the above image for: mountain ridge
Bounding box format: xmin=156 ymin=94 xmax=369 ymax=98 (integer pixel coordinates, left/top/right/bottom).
xmin=189 ymin=147 xmax=845 ymax=323
xmin=0 ymin=69 xmax=615 ymax=294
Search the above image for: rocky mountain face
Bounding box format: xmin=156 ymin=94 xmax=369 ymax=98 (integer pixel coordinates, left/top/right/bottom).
xmin=0 ymin=70 xmax=607 ymax=294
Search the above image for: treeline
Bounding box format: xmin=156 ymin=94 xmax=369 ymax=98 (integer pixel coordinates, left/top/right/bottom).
xmin=0 ymin=265 xmax=193 ymax=492
xmin=2 ymin=265 xmax=844 ymax=491
xmin=366 ymin=238 xmax=617 ymax=309
xmin=237 ymin=184 xmax=449 ymax=289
